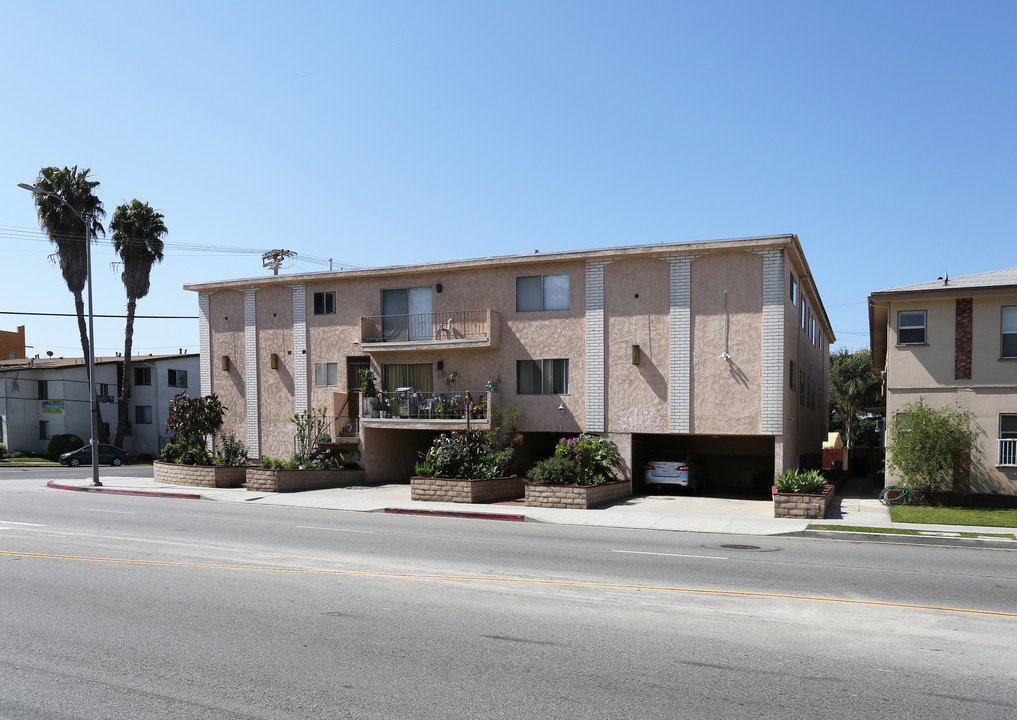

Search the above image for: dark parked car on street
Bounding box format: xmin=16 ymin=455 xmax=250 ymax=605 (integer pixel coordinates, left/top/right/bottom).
xmin=59 ymin=444 xmax=133 ymax=467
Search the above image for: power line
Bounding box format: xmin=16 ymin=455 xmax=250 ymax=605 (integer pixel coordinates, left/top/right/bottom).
xmin=0 ymin=311 xmax=197 ymax=319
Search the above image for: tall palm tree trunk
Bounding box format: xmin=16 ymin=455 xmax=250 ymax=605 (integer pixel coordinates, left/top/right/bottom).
xmin=115 ymin=298 xmax=137 ymax=448
xmin=73 ymin=290 xmax=107 ymax=443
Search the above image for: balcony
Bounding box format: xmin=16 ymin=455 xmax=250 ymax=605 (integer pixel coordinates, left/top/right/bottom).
xmin=361 ymin=390 xmax=491 ymax=430
xmin=359 ymin=309 xmax=499 ymax=351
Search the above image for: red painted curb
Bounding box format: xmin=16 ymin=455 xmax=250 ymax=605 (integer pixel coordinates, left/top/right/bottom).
xmin=384 ymin=507 xmax=526 ymax=522
xmin=46 ymin=480 xmax=202 ymax=500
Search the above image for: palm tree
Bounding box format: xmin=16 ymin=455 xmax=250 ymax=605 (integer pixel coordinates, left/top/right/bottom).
xmin=829 ymin=348 xmax=882 ymax=455
xmin=30 ymin=166 xmax=109 ymax=442
xmin=110 ymin=199 xmax=167 ymax=448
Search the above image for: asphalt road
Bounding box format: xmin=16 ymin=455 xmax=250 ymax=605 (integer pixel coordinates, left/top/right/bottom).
xmin=1 ymin=475 xmax=1015 ymax=719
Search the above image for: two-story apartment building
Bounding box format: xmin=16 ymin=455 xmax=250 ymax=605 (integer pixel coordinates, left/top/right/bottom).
xmin=0 ymin=353 xmax=199 ymax=457
xmin=186 ymin=236 xmax=832 ymax=490
xmin=869 ymin=268 xmax=1017 ymax=496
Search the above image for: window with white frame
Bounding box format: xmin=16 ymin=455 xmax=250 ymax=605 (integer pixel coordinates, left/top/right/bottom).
xmin=135 ymin=406 xmax=153 ymax=424
xmin=313 ymin=291 xmax=336 ymax=315
xmin=516 ymin=274 xmax=570 ymax=312
xmin=898 ymin=310 xmax=926 ymax=345
xmin=314 ymin=362 xmax=339 ymax=386
xmin=168 ymin=369 xmax=188 ymax=387
xmin=800 ymin=300 xmax=807 ymax=330
xmin=517 ymin=358 xmax=569 ymax=394
xmin=1002 ymin=307 xmax=1017 ymax=359
xmin=999 ymin=414 xmax=1017 ymax=467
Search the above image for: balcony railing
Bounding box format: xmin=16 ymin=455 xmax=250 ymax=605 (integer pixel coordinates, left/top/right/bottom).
xmin=323 ymin=414 xmax=361 ymax=439
xmin=363 ymin=390 xmax=490 ymax=422
xmin=360 ymin=309 xmax=495 ymax=346
xmin=999 ymin=438 xmax=1017 ymax=467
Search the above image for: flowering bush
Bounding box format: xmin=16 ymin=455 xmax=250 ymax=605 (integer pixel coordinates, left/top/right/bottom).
xmin=527 ymin=434 xmax=622 ymax=486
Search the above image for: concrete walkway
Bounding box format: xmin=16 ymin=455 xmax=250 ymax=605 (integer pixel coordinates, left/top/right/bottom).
xmin=44 ymin=471 xmax=1017 ymax=546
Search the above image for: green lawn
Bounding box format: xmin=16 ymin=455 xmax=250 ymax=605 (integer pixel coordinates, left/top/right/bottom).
xmin=889 ymin=505 xmax=1017 ymax=528
xmin=0 ymin=457 xmax=59 ymax=465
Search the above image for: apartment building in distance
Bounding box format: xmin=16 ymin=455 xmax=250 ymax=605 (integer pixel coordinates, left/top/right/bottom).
xmin=185 ymin=235 xmax=833 ymax=490
xmin=0 ymin=353 xmax=199 ymax=457
xmin=0 ymin=325 xmax=26 ymax=360
xmin=870 ymin=268 xmax=1017 ymax=495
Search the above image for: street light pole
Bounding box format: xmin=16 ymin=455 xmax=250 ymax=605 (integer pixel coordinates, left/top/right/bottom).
xmin=18 ymin=182 xmax=102 ymax=486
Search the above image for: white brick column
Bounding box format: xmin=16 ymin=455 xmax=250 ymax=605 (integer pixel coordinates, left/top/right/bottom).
xmin=585 ymin=260 xmax=611 ymax=432
xmin=198 ymin=291 xmax=212 ymax=397
xmin=290 ymin=283 xmax=307 ymax=414
xmin=664 ymin=255 xmax=696 ymax=433
xmin=243 ymin=288 xmax=260 ymax=457
xmin=758 ymin=248 xmax=785 ymax=434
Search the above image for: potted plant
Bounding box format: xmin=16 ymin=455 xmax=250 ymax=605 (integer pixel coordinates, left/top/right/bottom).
xmin=359 ymin=368 xmax=379 ymax=417
xmin=771 ymin=468 xmax=834 ymax=519
xmin=524 ymin=434 xmax=631 ymax=508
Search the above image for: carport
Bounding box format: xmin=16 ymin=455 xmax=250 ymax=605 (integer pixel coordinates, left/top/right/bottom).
xmin=632 ymin=434 xmax=775 ymax=497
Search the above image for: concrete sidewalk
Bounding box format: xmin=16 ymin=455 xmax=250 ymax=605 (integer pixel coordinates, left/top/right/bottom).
xmin=44 ymin=471 xmax=1017 ymax=546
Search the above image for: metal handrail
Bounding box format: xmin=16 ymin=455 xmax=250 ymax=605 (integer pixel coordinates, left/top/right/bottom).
xmin=360 ymin=309 xmax=490 ymax=344
xmin=363 ymin=390 xmax=490 ymax=421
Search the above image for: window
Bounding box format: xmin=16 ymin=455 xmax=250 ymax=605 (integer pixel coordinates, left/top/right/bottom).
xmin=517 ymin=359 xmax=570 ymax=395
xmin=1002 ymin=307 xmax=1017 ymax=359
xmin=37 ymin=379 xmax=48 ymax=399
xmin=134 ymin=367 xmax=152 ymax=385
xmin=168 ymin=369 xmax=188 ymax=388
xmin=799 ymin=370 xmax=806 ymax=406
xmin=135 ymin=406 xmax=153 ymax=424
xmin=898 ymin=311 xmax=926 ymax=345
xmin=314 ymin=362 xmax=339 ymax=386
xmin=39 ymin=420 xmax=49 ymax=439
xmin=516 ymin=274 xmax=570 ymax=312
xmin=789 ymin=273 xmax=797 ymax=306
xmin=999 ymin=415 xmax=1017 ymax=467
xmin=789 ymin=361 xmax=796 ymax=390
xmin=313 ymin=291 xmax=336 ymax=315
xmin=800 ymin=300 xmax=807 ymax=330
xmin=381 ymin=363 xmax=433 ymax=392
xmin=99 ymin=383 xmax=110 ymax=396
xmin=381 ymin=287 xmax=432 ymax=341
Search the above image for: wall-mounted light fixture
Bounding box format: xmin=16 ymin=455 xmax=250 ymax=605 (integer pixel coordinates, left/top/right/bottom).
xmin=221 ymin=355 xmax=230 ymax=371
xmin=270 ymin=353 xmax=279 ymax=370
xmin=436 ymin=283 xmax=443 ymax=293
xmin=436 ymin=360 xmax=444 ymax=371
xmin=558 ymin=402 xmax=566 ymax=414
xmin=631 ymin=344 xmax=640 ymax=365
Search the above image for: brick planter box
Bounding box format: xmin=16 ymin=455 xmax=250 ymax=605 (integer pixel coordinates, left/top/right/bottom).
xmin=410 ymin=476 xmax=524 ymax=503
xmin=245 ymin=467 xmax=366 ymax=493
xmin=772 ymin=484 xmax=835 ymax=519
xmin=154 ymin=460 xmax=247 ymax=488
xmin=524 ymin=480 xmax=632 ymax=509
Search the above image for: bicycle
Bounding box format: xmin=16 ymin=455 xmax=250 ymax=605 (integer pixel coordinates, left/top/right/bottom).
xmin=878 ymin=483 xmax=926 ymax=506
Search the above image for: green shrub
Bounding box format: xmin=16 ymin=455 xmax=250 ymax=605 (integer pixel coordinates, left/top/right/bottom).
xmin=526 ymin=455 xmax=583 ymax=485
xmin=775 ymin=468 xmax=827 ymax=494
xmin=164 ymin=393 xmax=226 ymax=465
xmin=415 ymin=430 xmax=515 ymax=479
xmin=212 ymin=431 xmax=248 ymax=467
xmin=47 ymin=434 xmax=84 ymax=460
xmin=0 ymin=443 xmax=6 ymax=460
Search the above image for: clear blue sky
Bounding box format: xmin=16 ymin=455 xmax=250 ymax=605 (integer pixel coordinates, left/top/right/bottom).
xmin=2 ymin=1 xmax=1014 ymax=358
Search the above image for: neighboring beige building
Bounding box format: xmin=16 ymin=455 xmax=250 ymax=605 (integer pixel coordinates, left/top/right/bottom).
xmin=869 ymin=268 xmax=1017 ymax=495
xmin=185 ymin=235 xmax=833 ymax=490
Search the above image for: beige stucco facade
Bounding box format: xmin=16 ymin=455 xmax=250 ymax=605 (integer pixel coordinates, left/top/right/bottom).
xmin=187 ymin=235 xmax=833 ymax=490
xmin=870 ymin=269 xmax=1017 ymax=495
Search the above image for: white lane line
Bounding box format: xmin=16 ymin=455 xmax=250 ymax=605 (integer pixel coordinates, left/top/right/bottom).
xmin=296 ymin=526 xmax=375 ymax=534
xmin=0 ymin=520 xmax=46 ymax=527
xmin=79 ymin=509 xmax=136 ymax=515
xmin=612 ymin=549 xmax=729 ymax=560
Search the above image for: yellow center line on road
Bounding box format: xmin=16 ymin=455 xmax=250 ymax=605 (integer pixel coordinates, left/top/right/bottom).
xmin=3 ymin=549 xmax=1015 ymax=619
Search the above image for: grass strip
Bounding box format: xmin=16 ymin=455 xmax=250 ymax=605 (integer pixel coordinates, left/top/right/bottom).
xmin=808 ymin=524 xmax=1016 ymax=540
xmin=889 ymin=505 xmax=1017 ymax=528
